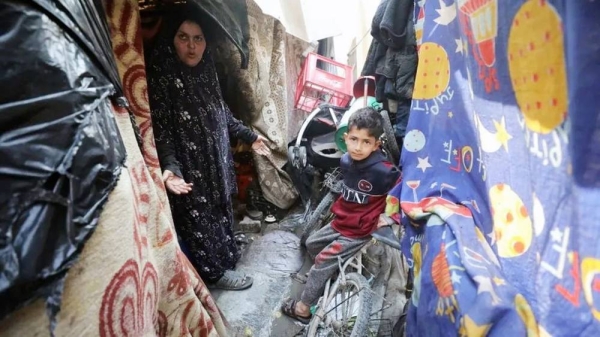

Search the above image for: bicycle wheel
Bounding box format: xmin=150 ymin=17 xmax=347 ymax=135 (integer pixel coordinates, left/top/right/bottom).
xmin=301 ymin=191 xmax=336 ymax=246
xmin=380 ymin=110 xmax=400 ymax=165
xmin=306 ymin=272 xmax=373 ymax=337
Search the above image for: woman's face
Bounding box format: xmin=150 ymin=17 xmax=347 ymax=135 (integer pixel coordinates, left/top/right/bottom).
xmin=173 ymin=20 xmax=206 ymax=67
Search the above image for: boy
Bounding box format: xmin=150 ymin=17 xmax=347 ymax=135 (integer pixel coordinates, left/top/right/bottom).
xmin=281 ymin=107 xmax=401 ymax=323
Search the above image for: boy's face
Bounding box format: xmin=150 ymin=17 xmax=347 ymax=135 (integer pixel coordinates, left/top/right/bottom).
xmin=344 ymin=126 xmax=381 ymax=161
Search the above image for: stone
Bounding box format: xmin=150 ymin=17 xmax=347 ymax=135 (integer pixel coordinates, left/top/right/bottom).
xmin=236 ymin=215 xmax=262 ymax=233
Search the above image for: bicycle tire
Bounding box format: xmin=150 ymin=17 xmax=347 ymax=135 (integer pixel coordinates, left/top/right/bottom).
xmin=301 ymin=191 xmax=336 ymax=246
xmin=381 ymin=110 xmax=400 ymax=165
xmin=306 ymin=272 xmax=373 ymax=337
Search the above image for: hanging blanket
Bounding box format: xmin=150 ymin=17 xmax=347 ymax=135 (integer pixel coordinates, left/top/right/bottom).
xmin=386 ymin=0 xmax=600 ymax=336
xmin=212 ymin=0 xmax=311 ymax=210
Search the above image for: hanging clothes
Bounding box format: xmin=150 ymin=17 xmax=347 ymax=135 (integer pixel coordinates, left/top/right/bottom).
xmin=362 ymin=0 xmax=417 ymax=102
xmin=362 ymin=0 xmax=417 ymax=146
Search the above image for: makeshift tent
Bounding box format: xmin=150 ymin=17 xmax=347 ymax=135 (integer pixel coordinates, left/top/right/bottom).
xmin=0 ymin=0 xmax=315 ymax=334
xmin=140 ymin=0 xmax=305 ymax=212
xmin=0 ymin=0 xmax=234 ymax=335
xmin=140 ymin=0 xmax=251 ymax=68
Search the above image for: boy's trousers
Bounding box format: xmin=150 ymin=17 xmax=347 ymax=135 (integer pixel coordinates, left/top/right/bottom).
xmin=300 ymin=223 xmax=370 ymax=306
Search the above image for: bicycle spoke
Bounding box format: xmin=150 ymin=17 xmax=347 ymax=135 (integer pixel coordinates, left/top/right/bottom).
xmin=345 ymin=287 xmax=352 ymax=326
xmin=368 ymin=305 xmax=390 ymax=317
xmin=325 ymin=287 xmax=363 ymax=316
xmin=366 ymin=286 xmax=393 ymax=317
xmin=339 ymin=286 xmax=346 ymax=325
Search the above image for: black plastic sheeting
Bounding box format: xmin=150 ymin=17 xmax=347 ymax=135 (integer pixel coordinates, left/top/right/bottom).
xmin=188 ymin=0 xmax=250 ymax=69
xmin=0 ymin=0 xmax=126 ymax=331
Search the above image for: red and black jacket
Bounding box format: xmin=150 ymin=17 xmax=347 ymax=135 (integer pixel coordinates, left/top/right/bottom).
xmin=331 ymin=150 xmax=401 ymax=238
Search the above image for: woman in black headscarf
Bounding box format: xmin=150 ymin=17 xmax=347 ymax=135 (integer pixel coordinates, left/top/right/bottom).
xmin=147 ymin=10 xmax=270 ymax=290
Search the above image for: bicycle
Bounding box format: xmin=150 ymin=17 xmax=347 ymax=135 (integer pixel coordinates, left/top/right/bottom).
xmin=300 ymin=167 xmax=343 ymax=245
xmin=305 ymin=225 xmax=404 ymax=337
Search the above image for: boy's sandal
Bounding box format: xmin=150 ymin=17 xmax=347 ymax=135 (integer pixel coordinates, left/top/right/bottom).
xmin=212 ymin=270 xmax=253 ymax=290
xmin=281 ymin=298 xmax=311 ymax=324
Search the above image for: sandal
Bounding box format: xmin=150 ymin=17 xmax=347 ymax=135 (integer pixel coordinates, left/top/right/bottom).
xmin=281 ymin=298 xmax=311 ymax=324
xmin=235 ymin=233 xmax=250 ymax=245
xmin=212 ymin=270 xmax=253 ymax=290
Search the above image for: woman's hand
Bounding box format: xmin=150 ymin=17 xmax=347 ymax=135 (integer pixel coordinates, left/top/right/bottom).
xmin=252 ymin=135 xmax=271 ymax=156
xmin=163 ymin=170 xmax=193 ymax=195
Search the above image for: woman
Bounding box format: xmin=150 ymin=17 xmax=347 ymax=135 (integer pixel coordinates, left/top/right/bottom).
xmin=147 ymin=12 xmax=270 ymax=290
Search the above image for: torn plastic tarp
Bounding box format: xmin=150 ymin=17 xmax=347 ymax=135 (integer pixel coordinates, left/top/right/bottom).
xmin=188 ymin=0 xmax=250 ymax=69
xmin=0 ymin=0 xmax=126 ymax=330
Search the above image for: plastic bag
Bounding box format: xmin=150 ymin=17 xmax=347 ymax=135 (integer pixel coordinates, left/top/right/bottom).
xmin=189 ymin=0 xmax=250 ymax=68
xmin=0 ymin=0 xmax=126 ymax=330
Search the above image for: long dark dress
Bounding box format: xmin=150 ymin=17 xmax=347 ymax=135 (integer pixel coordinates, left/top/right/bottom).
xmin=147 ymin=22 xmax=257 ymax=283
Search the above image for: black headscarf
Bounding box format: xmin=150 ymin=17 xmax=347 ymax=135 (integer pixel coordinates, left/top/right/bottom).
xmin=147 ymin=10 xmax=240 ymax=206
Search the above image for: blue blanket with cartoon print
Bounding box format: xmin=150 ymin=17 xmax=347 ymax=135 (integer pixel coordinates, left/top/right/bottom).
xmin=385 ymin=0 xmax=600 ymax=335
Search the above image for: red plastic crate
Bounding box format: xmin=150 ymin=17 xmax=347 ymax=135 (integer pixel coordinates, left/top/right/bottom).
xmin=294 ymin=53 xmax=353 ymax=112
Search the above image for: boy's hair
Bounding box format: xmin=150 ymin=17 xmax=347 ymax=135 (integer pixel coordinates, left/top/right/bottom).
xmin=348 ymin=107 xmax=384 ymax=139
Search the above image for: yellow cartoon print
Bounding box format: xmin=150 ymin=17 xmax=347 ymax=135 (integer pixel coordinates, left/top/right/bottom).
xmin=489 ymin=183 xmax=533 ymax=258
xmin=508 ymin=0 xmax=567 ymax=134
xmin=413 ymin=42 xmax=451 ymax=100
